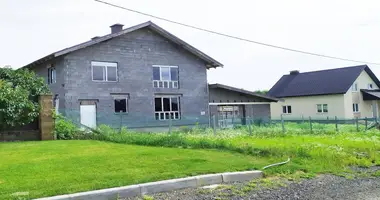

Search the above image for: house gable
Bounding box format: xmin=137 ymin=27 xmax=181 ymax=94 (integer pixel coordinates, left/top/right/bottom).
xmin=24 ymin=21 xmax=222 ymax=69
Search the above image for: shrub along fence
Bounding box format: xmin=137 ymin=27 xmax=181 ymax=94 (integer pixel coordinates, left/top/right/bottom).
xmin=0 ymin=95 xmax=54 ymax=141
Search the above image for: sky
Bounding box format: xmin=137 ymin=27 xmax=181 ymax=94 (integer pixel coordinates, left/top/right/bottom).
xmin=1 ymin=0 xmax=380 ymax=91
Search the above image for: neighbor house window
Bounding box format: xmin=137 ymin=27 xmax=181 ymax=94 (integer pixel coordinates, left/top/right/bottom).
xmin=368 ymin=83 xmax=373 ymax=89
xmin=154 ymin=96 xmax=180 ymax=120
xmin=114 ymin=99 xmax=128 ymax=113
xmin=48 ymin=65 xmax=56 ymax=84
xmin=152 ymin=65 xmax=178 ymax=88
xmin=317 ymin=104 xmax=328 ymax=113
xmin=91 ymin=61 xmax=117 ymax=82
xmin=282 ymin=105 xmax=292 ymax=114
xmin=351 ymin=83 xmax=358 ymax=91
xmin=353 ymin=103 xmax=359 ymax=113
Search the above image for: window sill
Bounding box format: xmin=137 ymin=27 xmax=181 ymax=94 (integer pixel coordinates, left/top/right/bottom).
xmin=114 ymin=112 xmax=128 ymax=115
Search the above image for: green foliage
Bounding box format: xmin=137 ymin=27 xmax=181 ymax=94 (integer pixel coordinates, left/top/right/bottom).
xmin=0 ymin=67 xmax=49 ymax=129
xmin=86 ymin=125 xmax=380 ymax=176
xmin=0 ymin=81 xmax=37 ymax=128
xmin=54 ymin=115 xmax=81 ymax=140
xmin=253 ymin=90 xmax=269 ymax=95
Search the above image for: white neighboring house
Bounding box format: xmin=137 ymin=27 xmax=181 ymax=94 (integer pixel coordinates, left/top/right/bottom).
xmin=268 ymin=65 xmax=380 ymax=120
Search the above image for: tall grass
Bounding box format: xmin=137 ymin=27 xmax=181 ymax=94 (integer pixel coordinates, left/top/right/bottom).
xmin=76 ymin=124 xmax=380 ymax=175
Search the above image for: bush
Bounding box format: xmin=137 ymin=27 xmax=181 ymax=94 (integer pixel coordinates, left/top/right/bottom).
xmin=54 ymin=115 xmax=81 ymax=140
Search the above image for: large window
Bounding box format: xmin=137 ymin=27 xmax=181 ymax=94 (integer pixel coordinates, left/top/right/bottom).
xmin=282 ymin=105 xmax=292 ymax=114
xmin=353 ymin=103 xmax=359 ymax=113
xmin=48 ymin=65 xmax=56 ymax=84
xmin=154 ymin=96 xmax=180 ymax=120
xmin=317 ymin=104 xmax=328 ymax=113
xmin=152 ymin=65 xmax=178 ymax=88
xmin=92 ymin=61 xmax=117 ymax=82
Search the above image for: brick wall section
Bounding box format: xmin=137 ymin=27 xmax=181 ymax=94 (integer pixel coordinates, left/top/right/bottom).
xmin=39 ymin=95 xmax=54 ymax=140
xmin=0 ymin=131 xmax=40 ymax=141
xmin=62 ymin=27 xmax=210 ymax=128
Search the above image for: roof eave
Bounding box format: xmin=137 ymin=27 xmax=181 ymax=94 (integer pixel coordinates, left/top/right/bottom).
xmin=209 ymin=83 xmax=278 ymax=102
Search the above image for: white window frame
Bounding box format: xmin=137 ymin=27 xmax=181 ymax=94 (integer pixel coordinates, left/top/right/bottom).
xmin=48 ymin=66 xmax=56 ymax=84
xmin=282 ymin=105 xmax=291 ymax=114
xmin=91 ymin=61 xmax=118 ymax=82
xmin=317 ymin=104 xmax=328 ymax=113
xmin=351 ymin=83 xmax=358 ymax=92
xmin=154 ymin=95 xmax=181 ymax=120
xmin=114 ymin=98 xmax=128 ymax=113
xmin=152 ymin=65 xmax=179 ymax=88
xmin=353 ymin=103 xmax=359 ymax=113
xmin=368 ymin=83 xmax=373 ymax=89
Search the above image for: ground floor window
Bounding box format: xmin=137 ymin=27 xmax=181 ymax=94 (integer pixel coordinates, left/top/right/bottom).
xmin=282 ymin=105 xmax=292 ymax=114
xmin=317 ymin=104 xmax=328 ymax=113
xmin=114 ymin=99 xmax=128 ymax=113
xmin=154 ymin=96 xmax=180 ymax=120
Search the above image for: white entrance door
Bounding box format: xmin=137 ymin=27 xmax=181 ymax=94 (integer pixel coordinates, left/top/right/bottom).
xmin=80 ymin=105 xmax=97 ymax=128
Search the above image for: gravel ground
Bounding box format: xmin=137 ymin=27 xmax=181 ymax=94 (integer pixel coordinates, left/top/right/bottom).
xmin=127 ymin=167 xmax=380 ymax=200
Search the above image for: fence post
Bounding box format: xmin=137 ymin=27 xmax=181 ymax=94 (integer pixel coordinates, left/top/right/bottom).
xmin=212 ymin=115 xmax=216 ymax=135
xmin=302 ymin=115 xmax=304 ymax=123
xmin=281 ymin=114 xmax=285 ymax=133
xmin=248 ymin=117 xmax=252 ymax=136
xmin=356 ymin=117 xmax=359 ymax=132
xmin=169 ymin=115 xmax=172 ymax=134
xmin=309 ymin=116 xmax=313 ymax=133
xmin=365 ymin=117 xmax=368 ymax=130
xmin=335 ymin=116 xmax=338 ymax=132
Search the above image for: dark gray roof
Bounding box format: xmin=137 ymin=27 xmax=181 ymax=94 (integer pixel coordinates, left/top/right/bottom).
xmin=268 ymin=65 xmax=380 ymax=98
xmin=361 ymin=89 xmax=380 ymax=100
xmin=209 ymin=83 xmax=278 ymax=102
xmin=24 ymin=21 xmax=223 ymax=68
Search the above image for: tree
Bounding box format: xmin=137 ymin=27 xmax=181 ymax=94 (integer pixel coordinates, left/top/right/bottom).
xmin=254 ymin=90 xmax=269 ymax=95
xmin=0 ymin=67 xmax=50 ymax=129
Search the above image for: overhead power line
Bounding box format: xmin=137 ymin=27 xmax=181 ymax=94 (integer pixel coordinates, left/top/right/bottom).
xmin=94 ymin=0 xmax=380 ymax=65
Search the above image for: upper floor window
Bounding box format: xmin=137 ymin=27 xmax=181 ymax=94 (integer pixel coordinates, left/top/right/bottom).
xmin=282 ymin=105 xmax=292 ymax=114
xmin=152 ymin=65 xmax=178 ymax=88
xmin=351 ymin=83 xmax=358 ymax=91
xmin=368 ymin=83 xmax=373 ymax=89
xmin=317 ymin=104 xmax=328 ymax=113
xmin=91 ymin=61 xmax=117 ymax=82
xmin=353 ymin=103 xmax=359 ymax=113
xmin=48 ymin=65 xmax=56 ymax=84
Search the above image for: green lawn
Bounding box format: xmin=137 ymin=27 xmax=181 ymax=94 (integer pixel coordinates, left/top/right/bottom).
xmin=0 ymin=140 xmax=267 ymax=200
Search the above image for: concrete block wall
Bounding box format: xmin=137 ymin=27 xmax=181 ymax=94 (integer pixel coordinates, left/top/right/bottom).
xmin=62 ymin=27 xmax=210 ymax=128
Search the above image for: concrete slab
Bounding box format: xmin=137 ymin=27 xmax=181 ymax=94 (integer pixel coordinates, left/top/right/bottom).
xmin=35 ymin=185 xmax=140 ymax=200
xmin=140 ymin=177 xmax=197 ymax=195
xmin=195 ymin=174 xmax=223 ymax=186
xmin=222 ymin=170 xmax=263 ymax=183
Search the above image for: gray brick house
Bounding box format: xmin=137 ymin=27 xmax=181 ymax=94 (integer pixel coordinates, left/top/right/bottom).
xmin=24 ymin=21 xmax=223 ymax=129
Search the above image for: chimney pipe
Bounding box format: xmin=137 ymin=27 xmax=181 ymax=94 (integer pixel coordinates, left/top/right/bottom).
xmin=110 ymin=23 xmax=124 ymax=34
xmin=290 ymin=70 xmax=300 ymax=75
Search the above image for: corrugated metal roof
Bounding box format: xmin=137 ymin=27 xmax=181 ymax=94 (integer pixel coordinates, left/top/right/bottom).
xmin=209 ymin=83 xmax=278 ymax=102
